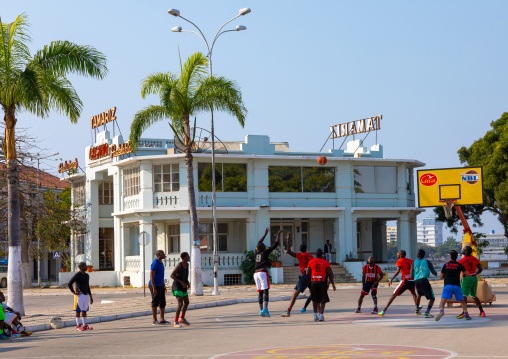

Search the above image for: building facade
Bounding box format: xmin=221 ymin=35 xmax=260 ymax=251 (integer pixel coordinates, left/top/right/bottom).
xmin=64 ymin=131 xmax=424 ymax=286
xmin=417 ymin=215 xmax=444 ymax=247
xmin=386 ymin=226 xmax=397 ymax=242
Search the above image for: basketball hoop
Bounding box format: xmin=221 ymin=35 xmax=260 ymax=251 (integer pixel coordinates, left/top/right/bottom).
xmin=439 ymin=199 xmax=457 ymax=219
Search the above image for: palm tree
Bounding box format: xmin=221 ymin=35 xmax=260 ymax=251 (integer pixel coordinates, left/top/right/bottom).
xmin=129 ymin=52 xmax=246 ymax=295
xmin=0 ymin=14 xmax=107 ymax=313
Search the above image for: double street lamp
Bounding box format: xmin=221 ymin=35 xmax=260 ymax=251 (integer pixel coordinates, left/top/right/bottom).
xmin=169 ymin=7 xmax=251 ymax=295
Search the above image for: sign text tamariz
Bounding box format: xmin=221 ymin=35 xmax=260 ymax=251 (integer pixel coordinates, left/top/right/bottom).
xmin=91 ymin=107 xmax=117 ymax=129
xmin=330 ymin=115 xmax=382 ymax=139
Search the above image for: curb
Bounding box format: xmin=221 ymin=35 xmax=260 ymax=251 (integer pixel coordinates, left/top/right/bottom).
xmin=25 ymin=294 xmax=306 ymax=333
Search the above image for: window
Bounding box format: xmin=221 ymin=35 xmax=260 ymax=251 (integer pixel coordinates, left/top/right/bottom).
xmin=354 ymin=166 xmax=397 ymax=193
xmin=73 ymin=182 xmax=86 ymax=206
xmin=198 ymin=163 xmax=247 ymax=192
xmin=76 ymin=233 xmax=84 ymax=255
xmin=99 ymin=182 xmax=113 ymax=205
xmin=123 ymin=167 xmax=140 ymax=197
xmin=268 ymin=166 xmax=335 ymax=192
xmin=301 ymin=220 xmax=309 ymax=246
xmin=99 ymin=228 xmax=114 ymax=271
xmin=198 ymin=223 xmax=228 ymax=252
xmin=168 ymin=224 xmax=180 ymax=253
xmin=153 ymin=164 xmax=179 ymax=192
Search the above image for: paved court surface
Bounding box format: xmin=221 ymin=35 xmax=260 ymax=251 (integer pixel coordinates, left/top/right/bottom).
xmin=1 ymin=286 xmax=507 ymax=358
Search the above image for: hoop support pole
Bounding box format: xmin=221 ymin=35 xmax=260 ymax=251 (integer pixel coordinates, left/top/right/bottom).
xmin=454 ymin=205 xmax=477 ymax=247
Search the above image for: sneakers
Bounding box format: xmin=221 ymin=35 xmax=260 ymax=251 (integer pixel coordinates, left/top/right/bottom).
xmin=371 ymin=308 xmax=378 ymax=314
xmin=465 ymin=313 xmax=471 ymax=320
xmin=435 ymin=311 xmax=445 ymax=322
xmin=261 ymin=308 xmax=271 ymax=318
xmin=0 ymin=333 xmax=9 ymax=340
xmin=424 ymin=312 xmax=434 ymax=318
xmin=152 ymin=320 xmax=160 ymax=325
xmin=480 ymin=312 xmax=486 ymax=317
xmin=318 ymin=314 xmax=324 ymax=322
xmin=159 ymin=320 xmax=170 ymax=325
xmin=456 ymin=312 xmax=465 ymax=319
xmin=313 ymin=314 xmax=318 ymax=322
xmin=301 ymin=307 xmax=307 ymax=313
xmin=76 ymin=324 xmax=82 ymax=331
xmin=259 ymin=310 xmax=265 ymax=317
xmin=281 ymin=311 xmax=291 ymax=317
xmin=77 ymin=326 xmax=86 ymax=331
xmin=415 ymin=309 xmax=421 ymax=316
xmin=178 ymin=318 xmax=190 ymax=326
xmin=355 ymin=308 xmax=361 ymax=313
xmin=173 ymin=322 xmax=181 ymax=328
xmin=83 ymin=325 xmax=92 ymax=330
xmin=20 ymin=330 xmax=32 ymax=337
xmin=378 ymin=310 xmax=386 ymax=317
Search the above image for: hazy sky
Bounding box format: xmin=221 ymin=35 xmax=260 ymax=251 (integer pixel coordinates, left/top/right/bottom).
xmin=3 ymin=1 xmax=507 ymax=236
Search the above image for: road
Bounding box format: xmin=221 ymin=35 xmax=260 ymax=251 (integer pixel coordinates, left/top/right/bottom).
xmin=1 ymin=286 xmax=506 ymax=358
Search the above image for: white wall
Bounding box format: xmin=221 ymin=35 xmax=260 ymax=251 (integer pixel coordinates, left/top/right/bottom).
xmin=60 ymin=271 xmax=119 ymax=287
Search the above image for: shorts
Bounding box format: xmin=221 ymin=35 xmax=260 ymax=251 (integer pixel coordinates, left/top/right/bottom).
xmin=393 ymin=280 xmax=415 ymax=296
xmin=149 ymin=284 xmax=166 ymax=308
xmin=414 ymin=278 xmax=435 ymax=300
xmin=73 ymin=294 xmax=90 ymax=313
xmin=173 ymin=290 xmax=188 ymax=297
xmin=361 ymin=281 xmax=379 ymax=295
xmin=310 ymin=281 xmax=330 ymax=304
xmin=442 ymin=285 xmax=464 ymax=301
xmin=294 ymin=274 xmax=311 ymax=293
xmin=254 ymin=271 xmax=270 ymax=292
xmin=461 ymin=276 xmax=478 ymax=298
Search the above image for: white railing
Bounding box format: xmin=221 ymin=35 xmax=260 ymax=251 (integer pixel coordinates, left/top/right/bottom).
xmin=162 ymin=253 xmax=245 ymax=270
xmin=125 ymin=255 xmax=141 ymax=271
xmin=153 ymin=194 xmax=179 ymax=209
xmin=123 ymin=196 xmax=140 ymax=210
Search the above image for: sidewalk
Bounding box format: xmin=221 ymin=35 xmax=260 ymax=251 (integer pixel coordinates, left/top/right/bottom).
xmin=21 ymin=285 xmax=306 ymax=333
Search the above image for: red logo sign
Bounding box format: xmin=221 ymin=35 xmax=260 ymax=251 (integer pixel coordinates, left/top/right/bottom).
xmin=420 ymin=173 xmax=437 ymax=186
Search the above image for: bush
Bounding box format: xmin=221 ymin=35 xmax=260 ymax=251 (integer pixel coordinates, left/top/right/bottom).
xmin=240 ymin=250 xmax=256 ymax=284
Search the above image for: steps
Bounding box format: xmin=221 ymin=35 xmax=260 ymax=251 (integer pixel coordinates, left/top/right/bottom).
xmin=282 ymin=264 xmax=357 ymax=284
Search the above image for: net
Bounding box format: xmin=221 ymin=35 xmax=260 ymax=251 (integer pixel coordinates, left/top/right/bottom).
xmin=440 ymin=200 xmax=456 ymax=219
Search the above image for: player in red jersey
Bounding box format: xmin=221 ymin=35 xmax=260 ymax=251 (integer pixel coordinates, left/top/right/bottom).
xmin=379 ymin=250 xmax=417 ymax=316
xmin=355 ymin=257 xmax=383 ymax=314
xmin=457 ymin=246 xmax=485 ymax=318
xmin=281 ymin=232 xmax=314 ymax=317
xmin=307 ymin=249 xmax=336 ymax=322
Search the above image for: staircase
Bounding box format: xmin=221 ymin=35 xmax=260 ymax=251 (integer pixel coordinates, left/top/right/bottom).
xmin=283 ymin=264 xmax=357 ymax=284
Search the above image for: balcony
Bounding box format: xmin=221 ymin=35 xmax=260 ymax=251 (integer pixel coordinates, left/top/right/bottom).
xmin=124 ymin=253 xmax=245 ymax=271
xmin=153 ymin=194 xmax=179 ymax=209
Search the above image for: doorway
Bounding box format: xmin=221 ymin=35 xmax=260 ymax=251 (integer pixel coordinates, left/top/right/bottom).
xmin=270 ymin=222 xmax=294 ymax=266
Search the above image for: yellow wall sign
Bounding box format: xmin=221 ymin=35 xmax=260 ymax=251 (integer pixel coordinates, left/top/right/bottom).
xmin=417 ymin=167 xmax=484 ymax=208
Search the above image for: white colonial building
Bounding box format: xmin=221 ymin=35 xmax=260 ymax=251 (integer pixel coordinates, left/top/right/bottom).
xmin=62 ymin=130 xmax=424 ymax=287
xmin=417 ymin=215 xmax=444 ymax=247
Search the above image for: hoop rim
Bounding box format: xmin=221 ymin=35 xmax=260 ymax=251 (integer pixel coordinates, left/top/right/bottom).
xmin=439 ymin=199 xmax=457 ymax=204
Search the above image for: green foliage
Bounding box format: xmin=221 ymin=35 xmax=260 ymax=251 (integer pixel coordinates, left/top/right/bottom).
xmin=504 ymin=246 xmax=508 ymax=256
xmin=435 ymin=237 xmax=462 ymax=257
xmin=386 ymin=241 xmax=399 ymax=261
xmin=436 ymin=112 xmax=508 ymax=238
xmin=473 ymin=232 xmax=489 ymax=255
xmin=240 ymin=250 xmax=256 ymax=285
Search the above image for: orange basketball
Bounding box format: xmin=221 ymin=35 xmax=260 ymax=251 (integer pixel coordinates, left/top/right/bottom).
xmin=318 ymin=156 xmax=327 ymax=165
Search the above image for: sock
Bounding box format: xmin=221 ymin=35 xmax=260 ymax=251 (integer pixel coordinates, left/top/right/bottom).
xmin=81 ymin=317 xmax=86 ymax=326
xmin=357 ymin=306 xmax=361 ymax=310
xmin=426 ymin=306 xmax=432 ymax=313
xmin=440 ymin=309 xmax=444 ymax=313
xmin=372 ymin=293 xmax=378 ymax=308
xmin=181 ymin=313 xmax=185 ymax=319
xmin=15 ymin=324 xmax=22 ymax=332
xmin=76 ymin=318 xmax=80 ymax=326
xmin=465 ymin=311 xmax=469 ymax=316
xmin=175 ymin=315 xmax=179 ymax=322
xmin=415 ymin=304 xmax=420 ymax=310
xmin=263 ymin=301 xmax=268 ymax=310
xmin=287 ymin=308 xmax=291 ymax=313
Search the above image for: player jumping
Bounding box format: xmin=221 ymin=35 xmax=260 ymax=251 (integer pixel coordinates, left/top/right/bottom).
xmin=254 ymin=227 xmax=281 ymax=317
xmin=307 ymin=248 xmax=336 ymax=321
xmin=355 ymin=256 xmax=383 ymax=314
xmin=281 ymin=231 xmax=313 ymax=317
xmin=436 ymin=250 xmax=470 ymax=321
xmin=171 ymin=252 xmax=191 ymax=328
xmin=68 ymin=262 xmax=94 ymax=331
xmin=413 ymin=249 xmax=438 ymax=318
xmin=379 ymin=250 xmax=417 ymax=317
xmin=457 ymin=246 xmax=485 ymax=318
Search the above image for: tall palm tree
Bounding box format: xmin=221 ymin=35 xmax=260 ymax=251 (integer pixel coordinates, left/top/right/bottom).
xmin=130 ymin=52 xmax=246 ymax=295
xmin=0 ymin=14 xmax=107 ymax=313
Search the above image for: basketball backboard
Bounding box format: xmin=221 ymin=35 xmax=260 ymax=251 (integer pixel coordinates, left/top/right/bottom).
xmin=417 ymin=167 xmax=484 ymax=208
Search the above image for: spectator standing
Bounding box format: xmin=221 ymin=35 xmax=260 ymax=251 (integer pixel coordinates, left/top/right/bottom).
xmin=149 ymin=250 xmax=168 ymax=325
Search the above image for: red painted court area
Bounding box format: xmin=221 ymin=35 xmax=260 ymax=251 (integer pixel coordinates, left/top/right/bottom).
xmin=212 ymin=344 xmax=455 ymax=359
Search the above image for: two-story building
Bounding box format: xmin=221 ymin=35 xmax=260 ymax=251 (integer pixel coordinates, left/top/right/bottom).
xmin=63 ymin=130 xmax=424 ymax=286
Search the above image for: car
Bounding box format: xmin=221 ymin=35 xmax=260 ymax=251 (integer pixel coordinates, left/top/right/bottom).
xmin=0 ymin=264 xmax=7 ymax=288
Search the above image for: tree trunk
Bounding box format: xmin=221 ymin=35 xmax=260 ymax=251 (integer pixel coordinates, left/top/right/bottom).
xmin=5 ymin=119 xmax=25 ymax=314
xmin=183 ymin=113 xmax=203 ymax=295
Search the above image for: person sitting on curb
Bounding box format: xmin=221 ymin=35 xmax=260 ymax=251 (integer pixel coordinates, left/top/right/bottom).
xmin=0 ymin=290 xmax=31 ymax=337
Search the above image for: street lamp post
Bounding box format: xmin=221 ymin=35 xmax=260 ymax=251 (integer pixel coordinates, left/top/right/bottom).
xmin=36 ymin=152 xmax=59 ymax=287
xmin=169 ymin=7 xmax=250 ymax=295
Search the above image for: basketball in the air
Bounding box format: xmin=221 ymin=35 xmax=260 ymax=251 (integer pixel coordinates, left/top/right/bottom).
xmin=317 ymin=156 xmax=327 ymax=165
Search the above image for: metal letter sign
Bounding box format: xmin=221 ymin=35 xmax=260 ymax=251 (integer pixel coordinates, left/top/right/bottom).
xmin=138 ymin=231 xmax=150 ymax=297
xmin=53 ymin=251 xmax=61 ymax=259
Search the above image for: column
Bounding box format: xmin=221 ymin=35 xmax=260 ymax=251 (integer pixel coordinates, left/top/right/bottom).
xmin=139 ymin=219 xmax=154 ymax=285
xmin=248 ymin=208 xmax=270 ymax=250
xmin=397 ymin=213 xmax=411 ymax=257
xmin=139 ymin=162 xmax=153 ymax=209
xmin=409 ymin=213 xmax=418 ymax=260
xmin=179 ymin=218 xmax=192 ymax=255
xmin=87 ymin=179 xmax=100 ymax=269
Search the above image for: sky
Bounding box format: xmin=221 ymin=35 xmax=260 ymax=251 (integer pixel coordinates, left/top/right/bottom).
xmin=3 ymin=1 xmax=507 ymax=237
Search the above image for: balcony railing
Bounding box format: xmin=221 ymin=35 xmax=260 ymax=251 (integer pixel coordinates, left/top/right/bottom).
xmin=123 ymin=196 xmax=140 ymax=211
xmin=125 ymin=255 xmax=141 ymax=270
xmin=153 ymin=194 xmax=179 ymax=209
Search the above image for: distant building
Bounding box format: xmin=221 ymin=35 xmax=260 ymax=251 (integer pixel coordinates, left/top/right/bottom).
xmin=417 ymin=216 xmax=444 ymax=247
xmin=387 ymin=226 xmax=397 ymax=242
xmin=482 ymin=231 xmax=508 ymax=257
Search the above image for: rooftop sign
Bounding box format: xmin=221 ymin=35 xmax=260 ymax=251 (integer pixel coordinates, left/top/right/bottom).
xmin=58 ymin=158 xmax=79 ymax=173
xmin=91 ymin=107 xmax=117 ymax=129
xmin=330 ymin=115 xmax=382 ymax=139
